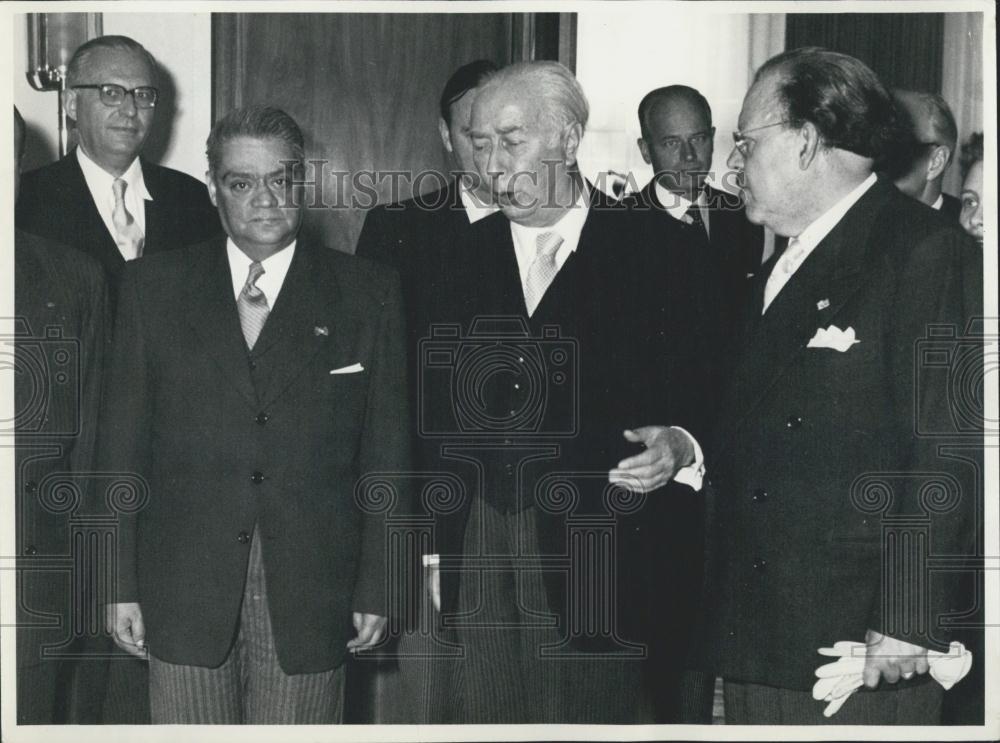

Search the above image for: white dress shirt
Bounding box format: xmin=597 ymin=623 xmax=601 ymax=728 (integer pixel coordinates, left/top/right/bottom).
xmin=76 ymin=147 xmax=151 ymax=251
xmin=761 ymin=173 xmax=877 ymax=313
xmin=655 ymin=181 xmax=710 ymax=238
xmin=227 ymin=239 xmax=296 ymax=306
xmin=931 ymin=193 xmax=944 ymax=211
xmin=509 ymin=187 xmax=589 ymax=287
xmin=459 ymin=182 xmax=500 ymax=224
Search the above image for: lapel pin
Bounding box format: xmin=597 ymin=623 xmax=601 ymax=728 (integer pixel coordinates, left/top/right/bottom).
xmin=816 ymin=298 xmax=830 ymax=310
xmin=314 ymin=326 xmax=329 ymax=336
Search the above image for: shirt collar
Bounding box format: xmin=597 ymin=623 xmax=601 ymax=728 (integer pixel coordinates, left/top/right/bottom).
xmin=792 ymin=172 xmax=877 ymax=251
xmin=931 ymin=193 xmax=944 ymax=211
xmin=459 ymin=181 xmax=499 ymax=224
xmin=76 ymin=146 xmax=152 ymax=201
xmin=654 ymin=181 xmax=706 ymax=222
xmin=509 ymin=182 xmax=590 ymax=252
xmin=226 ymin=238 xmax=297 ymax=308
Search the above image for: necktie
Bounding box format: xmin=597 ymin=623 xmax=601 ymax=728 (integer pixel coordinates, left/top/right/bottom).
xmin=685 ymin=202 xmax=708 ymax=240
xmin=762 ymin=237 xmax=805 ymax=313
xmin=238 ymin=261 xmax=270 ymax=350
xmin=523 ymin=231 xmax=564 ymax=316
xmin=112 ymin=178 xmax=145 ymax=260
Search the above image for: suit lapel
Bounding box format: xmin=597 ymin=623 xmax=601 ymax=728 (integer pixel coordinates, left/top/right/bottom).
xmin=182 ymin=239 xmax=258 ymax=407
xmin=724 ymin=179 xmax=889 ymax=435
xmin=64 ymin=154 xmax=126 ymax=272
xmin=251 ymin=242 xmax=339 ymax=408
xmin=141 ymin=160 xmax=168 ymax=254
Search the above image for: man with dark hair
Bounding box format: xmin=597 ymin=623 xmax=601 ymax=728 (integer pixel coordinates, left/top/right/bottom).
xmin=630 ymin=84 xmax=764 ymax=333
xmin=13 ymin=106 xmax=109 ymax=725
xmin=694 ymin=47 xmax=981 ymax=724
xmin=16 ymin=35 xmax=221 ymax=282
xmin=98 ymin=105 xmax=409 ymax=723
xmin=887 ymin=90 xmax=961 ymax=218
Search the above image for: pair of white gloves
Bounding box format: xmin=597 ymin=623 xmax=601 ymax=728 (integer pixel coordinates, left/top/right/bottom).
xmin=812 ymin=641 xmax=973 ymax=717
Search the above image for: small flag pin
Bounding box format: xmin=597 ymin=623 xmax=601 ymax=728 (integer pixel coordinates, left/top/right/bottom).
xmin=314 ymin=326 xmax=330 ymax=336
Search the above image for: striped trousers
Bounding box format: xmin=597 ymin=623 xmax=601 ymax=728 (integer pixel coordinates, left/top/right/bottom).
xmin=148 ymin=529 xmax=344 ymax=723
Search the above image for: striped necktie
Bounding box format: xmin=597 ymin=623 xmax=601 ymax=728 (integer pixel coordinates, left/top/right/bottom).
xmin=523 ymin=231 xmax=564 ymax=316
xmin=112 ymin=178 xmax=145 ymax=260
xmin=238 ymin=261 xmax=270 ymax=350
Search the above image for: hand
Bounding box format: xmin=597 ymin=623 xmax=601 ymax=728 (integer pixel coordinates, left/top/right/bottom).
xmin=106 ymin=602 xmax=147 ymax=659
xmin=862 ymin=629 xmax=930 ymax=688
xmin=608 ymin=426 xmax=695 ymax=493
xmin=346 ymin=612 xmax=387 ymax=653
xmin=427 ymin=563 xmax=441 ymax=613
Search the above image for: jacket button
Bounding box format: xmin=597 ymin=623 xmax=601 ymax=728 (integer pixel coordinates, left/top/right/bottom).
xmin=250 ymin=471 xmax=264 ymax=484
xmin=25 ymin=480 xmax=38 ymax=495
xmin=751 ymin=488 xmax=768 ymax=502
xmin=752 ymin=558 xmax=767 ymax=572
xmin=237 ymin=531 xmax=251 ymax=544
xmin=255 ymin=412 xmax=269 ymax=425
xmin=248 ymin=360 xmax=257 ymax=370
xmin=24 ymin=545 xmax=38 ymax=556
xmin=786 ymin=415 xmax=802 ymax=429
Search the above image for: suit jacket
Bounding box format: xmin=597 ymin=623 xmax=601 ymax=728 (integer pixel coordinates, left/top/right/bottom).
xmin=96 ymin=237 xmax=410 ymax=673
xmin=15 ymin=151 xmax=222 ymax=283
xmin=627 ymin=182 xmax=764 ymax=327
xmin=940 ymin=191 xmax=962 ymax=222
xmin=421 ymin=205 xmax=716 ymax=652
xmin=695 ymin=178 xmax=983 ymax=690
xmin=14 ymin=231 xmax=108 ymax=662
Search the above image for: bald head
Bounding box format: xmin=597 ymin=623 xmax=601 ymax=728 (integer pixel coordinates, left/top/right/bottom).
xmin=637 ymin=85 xmax=715 ymax=198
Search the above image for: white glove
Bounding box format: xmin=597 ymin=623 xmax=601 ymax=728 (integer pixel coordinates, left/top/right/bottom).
xmin=812 ymin=640 xmax=972 ymax=718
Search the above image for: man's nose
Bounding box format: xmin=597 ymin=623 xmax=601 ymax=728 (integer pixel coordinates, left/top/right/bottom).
xmin=680 ymin=140 xmax=696 ymax=161
xmin=118 ymin=92 xmax=138 ymax=118
xmin=726 ymin=146 xmax=743 ymax=171
xmin=252 ymin=183 xmax=279 ymax=207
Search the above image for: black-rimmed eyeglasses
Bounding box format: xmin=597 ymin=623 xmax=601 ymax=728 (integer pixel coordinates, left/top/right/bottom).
xmin=732 ymin=120 xmax=791 ymax=157
xmin=71 ymin=84 xmax=159 ymax=109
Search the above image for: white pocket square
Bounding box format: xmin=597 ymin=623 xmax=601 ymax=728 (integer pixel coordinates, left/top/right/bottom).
xmin=329 ymin=363 xmax=364 ymax=374
xmin=807 ymin=324 xmax=859 ymax=352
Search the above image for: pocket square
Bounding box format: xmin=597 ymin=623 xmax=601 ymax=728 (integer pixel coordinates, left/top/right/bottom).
xmin=807 ymin=324 xmax=859 ymax=352
xmin=330 ymin=363 xmax=364 ymax=374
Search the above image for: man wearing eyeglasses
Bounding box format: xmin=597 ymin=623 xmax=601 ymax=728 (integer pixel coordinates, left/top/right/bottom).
xmin=16 ymin=35 xmax=221 ymax=284
xmin=630 ymin=86 xmax=764 ymax=332
xmin=691 ymin=48 xmax=981 ymax=725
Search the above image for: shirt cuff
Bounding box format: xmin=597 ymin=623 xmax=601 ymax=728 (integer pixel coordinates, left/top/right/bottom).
xmin=669 ymin=426 xmax=705 ymax=491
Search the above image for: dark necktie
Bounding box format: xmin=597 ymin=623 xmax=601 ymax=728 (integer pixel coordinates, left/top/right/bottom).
xmin=685 ymin=201 xmax=708 ymax=240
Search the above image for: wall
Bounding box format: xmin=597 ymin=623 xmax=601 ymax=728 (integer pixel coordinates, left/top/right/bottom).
xmin=13 ymin=12 xmax=212 ymax=180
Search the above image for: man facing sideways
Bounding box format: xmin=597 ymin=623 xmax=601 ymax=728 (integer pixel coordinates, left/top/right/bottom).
xmin=695 ymin=48 xmax=981 ymax=724
xmin=13 ymin=106 xmax=109 ymax=724
xmin=98 ymin=106 xmax=409 ymax=723
xmin=887 ymin=89 xmax=962 ymax=219
xmin=420 ymin=61 xmax=712 ymax=723
xmin=631 ymin=85 xmax=764 ymax=327
xmin=16 ymin=35 xmax=221 ymax=282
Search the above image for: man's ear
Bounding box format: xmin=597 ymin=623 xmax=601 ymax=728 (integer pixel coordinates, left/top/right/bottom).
xmin=637 ymin=137 xmax=652 ymax=165
xmin=63 ymin=88 xmax=77 ymax=122
xmin=926 ymin=145 xmax=951 ymax=181
xmin=206 ymin=172 xmax=218 ymax=207
xmin=563 ymin=121 xmax=583 ymax=166
xmin=438 ymin=117 xmax=454 ymax=155
xmin=797 ymin=121 xmax=821 ymax=170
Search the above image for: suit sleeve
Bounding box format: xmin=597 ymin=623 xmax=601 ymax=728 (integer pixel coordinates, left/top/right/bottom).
xmin=867 ymin=226 xmax=983 ymax=651
xmin=351 ymin=268 xmax=412 ymax=616
xmin=95 ymin=265 xmax=153 ymax=604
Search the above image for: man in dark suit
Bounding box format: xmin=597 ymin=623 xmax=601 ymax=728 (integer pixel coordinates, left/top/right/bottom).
xmin=695 ymin=48 xmax=982 ymax=724
xmin=13 ymin=106 xmax=109 ymax=725
xmin=98 ymin=106 xmax=409 ymax=723
xmin=630 ymin=85 xmax=764 ymax=328
xmin=887 ymin=89 xmax=962 ymax=219
xmin=420 ymin=60 xmax=711 ymax=724
xmin=16 ymin=35 xmax=221 ymax=282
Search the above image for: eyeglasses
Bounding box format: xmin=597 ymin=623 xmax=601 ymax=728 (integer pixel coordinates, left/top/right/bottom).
xmin=71 ymin=83 xmax=159 ymax=109
xmin=731 ymin=120 xmax=791 ymax=157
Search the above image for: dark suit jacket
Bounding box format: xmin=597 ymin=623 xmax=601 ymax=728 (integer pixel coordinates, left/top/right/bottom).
xmin=420 ymin=205 xmax=715 ymax=653
xmin=696 ymin=178 xmax=983 ymax=690
xmin=14 ymin=231 xmax=108 ymax=665
xmin=96 ymin=237 xmax=410 ymax=673
xmin=940 ymin=191 xmax=962 ymax=221
xmin=16 ymin=151 xmax=222 ymax=283
xmin=627 ymin=182 xmax=764 ymax=327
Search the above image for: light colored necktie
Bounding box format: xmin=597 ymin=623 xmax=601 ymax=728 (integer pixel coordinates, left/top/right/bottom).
xmin=238 ymin=261 xmax=270 ymax=350
xmin=523 ymin=231 xmax=564 ymax=316
xmin=111 ymin=178 xmax=145 ymax=260
xmin=762 ymin=237 xmax=805 ymax=313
